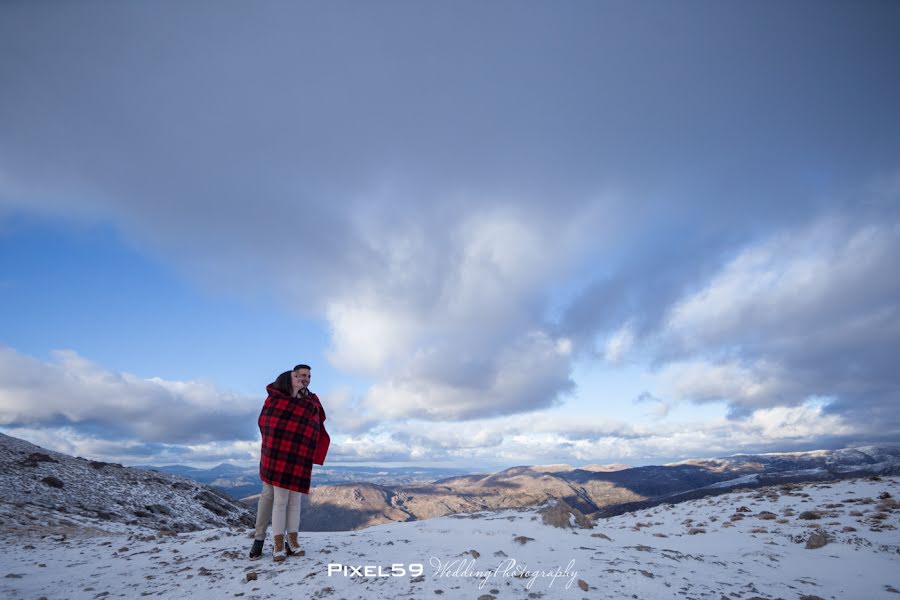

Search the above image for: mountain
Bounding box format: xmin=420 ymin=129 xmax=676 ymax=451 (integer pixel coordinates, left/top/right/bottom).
xmin=141 ymin=463 xmax=475 ymax=501
xmin=2 ymin=463 xmax=898 ymax=599
xmin=293 ymin=445 xmax=900 ymax=531
xmin=0 ymin=432 xmax=254 ymax=535
xmin=4 ymin=429 xmax=899 ymax=536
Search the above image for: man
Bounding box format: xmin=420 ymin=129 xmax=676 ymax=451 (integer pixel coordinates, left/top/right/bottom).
xmin=249 ymin=363 xmax=330 ymax=560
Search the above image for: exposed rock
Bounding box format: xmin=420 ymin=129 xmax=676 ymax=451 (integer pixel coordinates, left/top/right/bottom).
xmin=805 ymin=531 xmax=829 ymax=549
xmin=513 ymin=536 xmax=534 ymax=545
xmin=41 ymin=476 xmax=64 ymax=489
xmin=539 ymin=498 xmax=593 ymax=529
xmin=21 ymin=453 xmax=58 ymax=468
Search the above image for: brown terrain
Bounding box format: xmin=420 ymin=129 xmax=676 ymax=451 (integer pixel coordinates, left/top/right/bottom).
xmin=295 ymin=447 xmax=900 ymax=531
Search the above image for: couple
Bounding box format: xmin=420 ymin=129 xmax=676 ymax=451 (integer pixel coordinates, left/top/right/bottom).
xmin=248 ymin=364 xmax=330 ymax=562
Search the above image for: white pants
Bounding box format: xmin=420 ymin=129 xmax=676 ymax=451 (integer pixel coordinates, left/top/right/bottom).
xmin=253 ymin=483 xmax=274 ymax=541
xmin=271 ymin=485 xmax=302 ymax=538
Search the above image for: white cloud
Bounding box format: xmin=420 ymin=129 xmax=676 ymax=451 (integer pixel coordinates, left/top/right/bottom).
xmin=326 ymin=301 xmax=422 ymax=374
xmin=660 ymin=359 xmax=792 ymax=407
xmin=322 ymin=398 xmax=864 ymax=466
xmin=664 ymin=217 xmax=900 ymax=355
xmin=0 ymin=346 xmax=259 ymax=444
xmin=602 ymin=322 xmax=635 ymax=364
xmin=654 ymin=215 xmax=900 ymax=418
xmin=362 ymin=330 xmax=574 ymax=420
xmin=320 ymin=205 xmax=603 ymax=421
xmin=320 ymin=385 xmax=380 ymax=434
xmin=1 ymin=425 xmax=261 ymax=467
xmin=745 ymin=400 xmax=855 ymax=440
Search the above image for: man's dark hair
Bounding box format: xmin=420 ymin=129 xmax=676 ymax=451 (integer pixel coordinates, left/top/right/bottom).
xmin=293 ymin=364 xmax=311 ymax=371
xmin=272 ymin=370 xmax=294 ymax=396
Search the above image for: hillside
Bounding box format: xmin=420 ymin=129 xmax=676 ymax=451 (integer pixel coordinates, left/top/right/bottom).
xmin=0 ymin=432 xmax=254 ymax=536
xmin=1 ymin=472 xmax=898 ymax=599
xmin=294 ymin=445 xmax=900 ymax=531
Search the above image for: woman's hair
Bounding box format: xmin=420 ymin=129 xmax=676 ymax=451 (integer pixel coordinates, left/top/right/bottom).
xmin=272 ymin=370 xmax=294 ymax=396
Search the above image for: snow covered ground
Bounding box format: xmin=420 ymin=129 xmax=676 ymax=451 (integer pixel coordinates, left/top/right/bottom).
xmin=2 ymin=476 xmax=898 ymax=599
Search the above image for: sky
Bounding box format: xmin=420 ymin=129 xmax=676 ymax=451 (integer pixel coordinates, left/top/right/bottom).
xmin=1 ymin=1 xmax=899 ymax=470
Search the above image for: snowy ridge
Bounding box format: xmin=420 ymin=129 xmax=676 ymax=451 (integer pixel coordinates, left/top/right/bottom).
xmin=0 ymin=432 xmax=253 ymax=536
xmin=1 ymin=476 xmax=898 ymax=599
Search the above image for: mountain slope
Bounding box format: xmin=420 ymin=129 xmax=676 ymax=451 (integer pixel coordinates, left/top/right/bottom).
xmin=0 ymin=432 xmax=253 ymax=535
xmin=1 ymin=474 xmax=898 ymax=599
xmin=295 ymin=445 xmax=900 ymax=531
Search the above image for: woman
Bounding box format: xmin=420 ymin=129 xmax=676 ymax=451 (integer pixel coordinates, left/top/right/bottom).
xmin=256 ymin=364 xmax=330 ymax=561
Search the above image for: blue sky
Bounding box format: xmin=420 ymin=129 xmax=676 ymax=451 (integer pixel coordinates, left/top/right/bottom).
xmin=1 ymin=1 xmax=899 ymax=470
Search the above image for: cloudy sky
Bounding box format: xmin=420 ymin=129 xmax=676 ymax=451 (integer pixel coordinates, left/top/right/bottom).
xmin=2 ymin=1 xmax=899 ymax=470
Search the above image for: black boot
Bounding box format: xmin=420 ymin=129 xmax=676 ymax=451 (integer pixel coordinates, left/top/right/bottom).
xmin=248 ymin=539 xmax=264 ymax=561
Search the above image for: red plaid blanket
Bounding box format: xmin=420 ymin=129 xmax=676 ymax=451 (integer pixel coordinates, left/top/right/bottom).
xmin=258 ymin=384 xmax=330 ymax=493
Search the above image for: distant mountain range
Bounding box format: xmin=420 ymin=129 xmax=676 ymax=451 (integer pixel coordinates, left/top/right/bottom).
xmin=288 ymin=444 xmax=900 ymax=531
xmin=5 ymin=431 xmax=899 ymax=535
xmin=136 ymin=463 xmax=476 ymax=500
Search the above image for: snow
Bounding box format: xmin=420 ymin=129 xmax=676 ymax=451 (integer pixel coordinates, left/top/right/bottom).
xmin=2 ymin=476 xmax=899 ymax=599
xmin=702 ymin=473 xmax=760 ymax=489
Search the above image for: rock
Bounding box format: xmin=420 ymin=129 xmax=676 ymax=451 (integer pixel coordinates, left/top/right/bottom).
xmin=756 ymin=511 xmax=777 ymax=520
xmin=477 ymin=595 xmax=495 ymax=600
xmin=513 ymin=536 xmax=534 ymax=545
xmin=20 ymin=452 xmax=58 ymax=467
xmin=41 ymin=476 xmax=64 ymax=489
xmin=590 ymin=532 xmax=612 ymax=541
xmin=798 ymin=511 xmax=821 ymax=520
xmin=146 ymin=504 xmax=173 ymax=516
xmin=245 ymin=571 xmax=257 ymax=582
xmin=687 ymin=528 xmax=706 ymax=535
xmin=578 ymin=579 xmax=589 ymax=591
xmin=805 ymin=531 xmax=829 ymax=549
xmin=539 ymin=498 xmax=593 ymax=529
xmin=736 ymin=506 xmax=752 ymax=513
